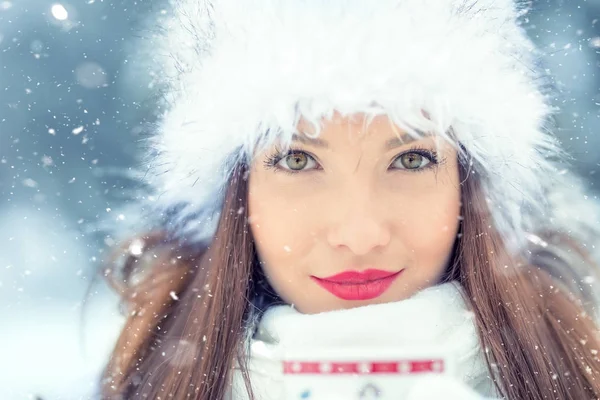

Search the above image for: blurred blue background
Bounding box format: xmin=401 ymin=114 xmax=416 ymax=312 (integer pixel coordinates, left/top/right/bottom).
xmin=0 ymin=0 xmax=599 ymax=399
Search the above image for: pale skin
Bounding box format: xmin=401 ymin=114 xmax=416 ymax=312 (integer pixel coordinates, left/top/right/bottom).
xmin=248 ymin=113 xmax=461 ymax=314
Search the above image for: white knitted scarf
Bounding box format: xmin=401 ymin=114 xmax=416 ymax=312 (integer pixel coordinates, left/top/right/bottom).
xmin=229 ymin=282 xmax=498 ymax=399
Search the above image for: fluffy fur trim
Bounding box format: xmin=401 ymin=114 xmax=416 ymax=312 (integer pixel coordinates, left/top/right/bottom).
xmin=135 ymin=0 xmax=599 ymax=261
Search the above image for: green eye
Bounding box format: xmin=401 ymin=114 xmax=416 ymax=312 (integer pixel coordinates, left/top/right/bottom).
xmin=284 ymin=152 xmax=309 ymax=170
xmin=399 ymin=153 xmax=428 ymax=169
xmin=264 ymin=148 xmax=319 ymax=174
xmin=392 ymin=150 xmax=436 ymax=171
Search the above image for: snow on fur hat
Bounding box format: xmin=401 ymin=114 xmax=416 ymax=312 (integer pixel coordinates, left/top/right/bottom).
xmin=136 ymin=0 xmax=599 ymax=258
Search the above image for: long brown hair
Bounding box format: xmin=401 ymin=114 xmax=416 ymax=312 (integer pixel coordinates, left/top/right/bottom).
xmin=100 ymin=160 xmax=600 ymax=399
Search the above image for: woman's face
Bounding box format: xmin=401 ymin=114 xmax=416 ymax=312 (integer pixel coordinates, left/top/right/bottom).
xmin=248 ymin=113 xmax=461 ymax=314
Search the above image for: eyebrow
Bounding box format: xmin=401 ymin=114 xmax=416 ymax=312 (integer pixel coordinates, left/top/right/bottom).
xmin=291 ymin=133 xmax=329 ymax=148
xmin=291 ymin=131 xmax=427 ymax=150
xmin=384 ymin=133 xmax=422 ymax=150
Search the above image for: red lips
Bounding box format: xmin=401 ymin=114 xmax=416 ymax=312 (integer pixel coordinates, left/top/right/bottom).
xmin=311 ymin=269 xmax=403 ymax=301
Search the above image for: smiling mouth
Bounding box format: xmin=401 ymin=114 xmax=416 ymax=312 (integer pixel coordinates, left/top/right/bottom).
xmin=311 ymin=269 xmax=403 ymax=301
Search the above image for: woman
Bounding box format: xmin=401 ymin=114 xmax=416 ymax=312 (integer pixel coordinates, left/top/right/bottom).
xmin=101 ymin=0 xmax=600 ymax=399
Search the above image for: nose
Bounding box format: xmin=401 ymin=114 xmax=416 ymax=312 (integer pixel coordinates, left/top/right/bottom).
xmin=326 ymin=187 xmax=391 ymax=256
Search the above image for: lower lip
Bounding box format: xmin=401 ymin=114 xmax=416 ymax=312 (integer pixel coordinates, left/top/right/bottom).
xmin=311 ymin=271 xmax=403 ymax=301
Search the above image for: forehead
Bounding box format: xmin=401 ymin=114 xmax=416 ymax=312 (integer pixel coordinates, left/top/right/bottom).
xmin=295 ymin=112 xmax=440 ymax=147
xmin=251 ymin=110 xmax=459 ymax=158
xmin=298 ymin=112 xmax=390 ymax=132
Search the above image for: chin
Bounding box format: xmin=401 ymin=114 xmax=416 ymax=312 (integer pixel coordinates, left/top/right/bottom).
xmin=292 ymin=293 xmax=407 ymax=314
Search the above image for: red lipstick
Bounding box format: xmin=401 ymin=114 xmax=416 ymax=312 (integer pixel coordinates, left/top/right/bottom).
xmin=311 ymin=269 xmax=402 ymax=301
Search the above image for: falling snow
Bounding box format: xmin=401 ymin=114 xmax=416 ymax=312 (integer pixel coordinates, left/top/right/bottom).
xmin=1 ymin=1 xmax=600 ymax=399
xmin=128 ymin=239 xmax=145 ymax=256
xmin=50 ymin=4 xmax=69 ymax=21
xmin=22 ymin=178 xmax=38 ymax=188
xmin=75 ymin=62 xmax=108 ymax=88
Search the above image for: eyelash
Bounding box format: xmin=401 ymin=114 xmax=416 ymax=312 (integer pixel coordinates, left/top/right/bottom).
xmin=263 ymin=146 xmax=313 ymax=175
xmin=263 ymin=145 xmax=443 ymax=175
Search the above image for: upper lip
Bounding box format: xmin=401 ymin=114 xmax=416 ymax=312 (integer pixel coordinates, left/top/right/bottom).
xmin=313 ymin=269 xmax=400 ymax=284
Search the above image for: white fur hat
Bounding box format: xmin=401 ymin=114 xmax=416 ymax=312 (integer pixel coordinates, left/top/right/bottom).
xmin=133 ymin=0 xmax=599 ymax=260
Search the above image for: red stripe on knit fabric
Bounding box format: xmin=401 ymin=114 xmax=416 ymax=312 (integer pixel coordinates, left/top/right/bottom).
xmin=282 ymin=359 xmax=445 ymax=375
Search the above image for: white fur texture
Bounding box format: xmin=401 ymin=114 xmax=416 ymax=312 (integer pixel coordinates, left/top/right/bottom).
xmin=139 ymin=0 xmax=599 ymax=258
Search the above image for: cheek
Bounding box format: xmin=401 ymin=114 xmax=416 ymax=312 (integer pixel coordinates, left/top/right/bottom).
xmin=249 ymin=187 xmax=315 ymax=255
xmin=402 ymin=203 xmax=459 ymax=259
xmin=248 ymin=173 xmax=319 ymax=300
xmin=393 ymin=178 xmax=461 ymax=275
xmin=248 ymin=163 xmax=330 ymax=259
